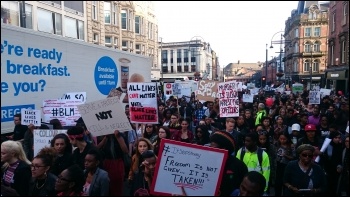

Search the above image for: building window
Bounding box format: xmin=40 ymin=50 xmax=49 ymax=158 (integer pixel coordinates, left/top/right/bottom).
xmin=191 ymin=65 xmax=196 ymax=72
xmin=121 ymin=9 xmax=127 ymax=29
xmin=330 ymin=45 xmax=334 ymax=65
xmin=114 ymin=37 xmax=118 ymax=48
xmin=161 ymin=50 xmax=167 ymax=60
xmin=304 ymin=60 xmax=310 ymax=72
xmin=105 ymin=36 xmax=111 ymax=44
xmin=184 ymin=49 xmax=189 ymax=58
xmin=312 ymin=60 xmax=319 ymax=72
xmin=313 ymin=41 xmax=320 ymax=52
xmin=341 ymin=40 xmax=346 ymax=63
xmin=293 ymin=61 xmax=298 ymax=72
xmin=313 ymin=27 xmax=320 ymax=36
xmin=92 ymin=1 xmax=97 ymax=20
xmin=93 ymin=33 xmax=99 ymax=44
xmin=65 ymin=17 xmax=84 ymax=40
xmin=177 ymin=49 xmax=182 ymax=59
xmin=177 ymin=62 xmax=182 ymax=72
xmin=112 ymin=3 xmax=117 ymax=25
xmin=304 ymin=42 xmax=311 ymax=52
xmin=122 ymin=40 xmax=127 ymax=48
xmin=343 ymin=3 xmax=348 ymax=25
xmin=294 ymin=28 xmax=299 ymax=38
xmin=308 ymin=11 xmax=317 ymax=20
xmin=136 ymin=44 xmax=140 ymax=54
xmin=332 ymin=12 xmax=335 ymax=32
xmin=184 ymin=62 xmax=189 ymax=72
xmin=2 ymin=1 xmax=32 ymax=28
xmin=128 ymin=10 xmax=133 ymax=31
xmin=304 ymin=27 xmax=311 ymax=37
xmin=135 ymin=16 xmax=140 ymax=34
xmin=64 ymin=1 xmax=84 ymax=14
xmin=294 ymin=42 xmax=299 ymax=53
xmin=37 ymin=8 xmax=62 ymax=35
xmin=104 ymin=1 xmax=111 ymax=24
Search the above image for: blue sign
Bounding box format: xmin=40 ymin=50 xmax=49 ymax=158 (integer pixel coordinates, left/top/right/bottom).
xmin=94 ymin=56 xmax=118 ymax=95
xmin=1 ymin=104 xmax=35 ymax=122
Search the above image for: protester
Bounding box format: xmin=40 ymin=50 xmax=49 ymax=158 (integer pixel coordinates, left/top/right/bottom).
xmin=210 ymin=131 xmax=248 ymax=196
xmin=5 ymin=113 xmax=28 ymax=142
xmin=153 ymin=126 xmax=171 ymax=156
xmin=50 ymin=133 xmax=74 ymax=176
xmin=283 ymin=144 xmax=327 ymax=196
xmin=83 ymin=148 xmax=109 ymax=196
xmin=143 ymin=124 xmax=158 ymax=144
xmin=55 ymin=164 xmax=85 ymax=196
xmin=23 ymin=124 xmax=50 ymax=161
xmin=336 ymin=134 xmax=349 ymax=196
xmin=1 ymin=140 xmax=32 ymax=196
xmin=171 ymin=119 xmax=194 ymax=143
xmin=194 ymin=125 xmax=210 ymax=145
xmin=28 ymin=147 xmax=57 ymax=196
xmin=231 ymin=171 xmax=267 ymax=196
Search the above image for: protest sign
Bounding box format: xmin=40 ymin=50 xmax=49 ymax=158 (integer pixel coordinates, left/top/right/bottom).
xmin=151 ymin=139 xmax=228 ymax=196
xmin=61 ymin=92 xmax=86 ymax=103
xmin=217 ymin=81 xmax=239 ymax=117
xmin=319 ymin=88 xmax=331 ymax=98
xmin=164 ymin=83 xmax=173 ymax=96
xmin=242 ymin=94 xmax=253 ymax=103
xmin=127 ymin=82 xmax=158 ymax=124
xmin=292 ymin=83 xmax=303 ymax=93
xmin=309 ymin=91 xmax=320 ymax=104
xmin=172 ymin=83 xmax=181 ymax=96
xmin=21 ymin=109 xmax=41 ymax=126
xmin=42 ymin=99 xmax=82 ymax=126
xmin=107 ymin=88 xmax=123 ymax=99
xmin=33 ymin=129 xmax=67 ymax=157
xmin=196 ymin=80 xmax=219 ymax=101
xmin=77 ymin=97 xmax=132 ymax=136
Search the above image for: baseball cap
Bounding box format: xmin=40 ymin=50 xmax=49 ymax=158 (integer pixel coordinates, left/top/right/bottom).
xmin=291 ymin=124 xmax=300 ymax=131
xmin=305 ymin=124 xmax=316 ymax=131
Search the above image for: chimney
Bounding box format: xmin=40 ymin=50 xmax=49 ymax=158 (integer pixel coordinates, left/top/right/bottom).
xmin=238 ymin=60 xmax=240 ymax=64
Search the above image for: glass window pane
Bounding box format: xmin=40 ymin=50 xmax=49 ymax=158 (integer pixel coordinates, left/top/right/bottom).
xmin=65 ymin=17 xmax=77 ymax=38
xmin=121 ymin=10 xmax=127 ymax=29
xmin=64 ymin=1 xmax=84 ymax=13
xmin=55 ymin=13 xmax=62 ymax=35
xmin=37 ymin=9 xmax=53 ymax=33
xmin=25 ymin=4 xmax=33 ymax=29
xmin=78 ymin=20 xmax=84 ymax=40
xmin=104 ymin=2 xmax=111 ymax=24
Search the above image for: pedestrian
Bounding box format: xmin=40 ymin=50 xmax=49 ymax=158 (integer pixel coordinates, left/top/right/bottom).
xmin=231 ymin=171 xmax=266 ymax=196
xmin=55 ymin=164 xmax=85 ymax=196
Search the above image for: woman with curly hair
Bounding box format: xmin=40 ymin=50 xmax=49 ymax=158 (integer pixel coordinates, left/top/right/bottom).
xmin=28 ymin=147 xmax=58 ymax=196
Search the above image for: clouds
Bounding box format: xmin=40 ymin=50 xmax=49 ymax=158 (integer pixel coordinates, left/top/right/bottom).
xmin=155 ymin=1 xmax=299 ymax=67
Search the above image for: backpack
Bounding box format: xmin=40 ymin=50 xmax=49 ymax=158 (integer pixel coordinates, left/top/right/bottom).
xmin=240 ymin=147 xmax=263 ymax=172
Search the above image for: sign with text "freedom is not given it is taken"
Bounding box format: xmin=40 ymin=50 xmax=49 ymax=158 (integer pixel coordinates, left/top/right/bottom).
xmin=151 ymin=139 xmax=228 ymax=196
xmin=77 ymin=97 xmax=132 ymax=136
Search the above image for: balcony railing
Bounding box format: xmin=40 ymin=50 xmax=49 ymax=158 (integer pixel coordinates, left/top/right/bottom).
xmin=300 ymin=51 xmax=325 ymax=57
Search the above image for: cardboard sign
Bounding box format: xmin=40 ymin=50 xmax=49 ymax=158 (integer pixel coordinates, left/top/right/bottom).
xmin=242 ymin=94 xmax=253 ymax=103
xmin=309 ymin=91 xmax=320 ymax=104
xmin=77 ymin=97 xmax=132 ymax=136
xmin=164 ymin=83 xmax=173 ymax=96
xmin=42 ymin=99 xmax=81 ymax=126
xmin=217 ymin=81 xmax=239 ymax=117
xmin=151 ymin=139 xmax=228 ymax=196
xmin=107 ymin=88 xmax=123 ymax=99
xmin=127 ymin=82 xmax=158 ymax=124
xmin=292 ymin=84 xmax=303 ymax=93
xmin=61 ymin=92 xmax=86 ymax=103
xmin=33 ymin=129 xmax=67 ymax=157
xmin=21 ymin=109 xmax=41 ymax=126
xmin=196 ymin=80 xmax=219 ymax=101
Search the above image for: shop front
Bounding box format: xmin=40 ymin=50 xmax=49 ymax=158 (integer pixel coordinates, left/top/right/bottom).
xmin=326 ymin=70 xmax=348 ymax=94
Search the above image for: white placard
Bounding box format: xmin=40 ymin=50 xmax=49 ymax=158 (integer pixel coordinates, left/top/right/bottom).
xmin=77 ymin=97 xmax=132 ymax=136
xmin=309 ymin=91 xmax=320 ymax=104
xmin=151 ymin=139 xmax=228 ymax=196
xmin=319 ymin=88 xmax=331 ymax=98
xmin=33 ymin=129 xmax=67 ymax=157
xmin=315 ymin=138 xmax=332 ymax=163
xmin=242 ymin=94 xmax=254 ymax=103
xmin=42 ymin=99 xmax=82 ymax=126
xmin=21 ymin=109 xmax=41 ymax=126
xmin=127 ymin=82 xmax=158 ymax=124
xmin=61 ymin=92 xmax=86 ymax=102
xmin=217 ymin=81 xmax=239 ymax=117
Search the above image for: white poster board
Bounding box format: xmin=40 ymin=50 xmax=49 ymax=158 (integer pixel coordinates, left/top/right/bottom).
xmin=309 ymin=91 xmax=321 ymax=104
xmin=151 ymin=139 xmax=228 ymax=196
xmin=77 ymin=97 xmax=132 ymax=136
xmin=33 ymin=129 xmax=67 ymax=157
xmin=21 ymin=109 xmax=41 ymax=126
xmin=319 ymin=88 xmax=331 ymax=98
xmin=242 ymin=94 xmax=254 ymax=103
xmin=127 ymin=82 xmax=158 ymax=124
xmin=61 ymin=92 xmax=86 ymax=103
xmin=217 ymin=81 xmax=239 ymax=117
xmin=42 ymin=99 xmax=82 ymax=126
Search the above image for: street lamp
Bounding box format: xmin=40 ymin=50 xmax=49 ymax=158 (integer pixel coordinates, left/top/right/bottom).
xmin=159 ymin=37 xmax=163 ymax=81
xmin=264 ymin=43 xmax=268 ymax=88
xmin=310 ymin=45 xmax=313 ymax=89
xmin=270 ymin=31 xmax=292 ymax=84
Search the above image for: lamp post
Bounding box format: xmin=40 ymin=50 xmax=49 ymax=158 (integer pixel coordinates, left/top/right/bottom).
xmin=160 ymin=37 xmax=163 ymax=81
xmin=310 ymin=45 xmax=313 ymax=89
xmin=265 ymin=43 xmax=268 ymax=88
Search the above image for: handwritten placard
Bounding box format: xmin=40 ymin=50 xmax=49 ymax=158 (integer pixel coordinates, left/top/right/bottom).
xmin=33 ymin=129 xmax=67 ymax=157
xmin=217 ymin=81 xmax=239 ymax=117
xmin=77 ymin=97 xmax=132 ymax=136
xmin=309 ymin=91 xmax=320 ymax=104
xmin=196 ymin=80 xmax=219 ymax=101
xmin=107 ymin=88 xmax=123 ymax=99
xmin=151 ymin=139 xmax=228 ymax=196
xmin=42 ymin=99 xmax=81 ymax=126
xmin=61 ymin=92 xmax=86 ymax=102
xmin=21 ymin=109 xmax=41 ymax=126
xmin=128 ymin=82 xmax=158 ymax=124
xmin=242 ymin=94 xmax=253 ymax=103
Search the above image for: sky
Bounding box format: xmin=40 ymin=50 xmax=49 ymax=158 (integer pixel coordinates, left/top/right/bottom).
xmin=154 ymin=1 xmax=299 ymax=67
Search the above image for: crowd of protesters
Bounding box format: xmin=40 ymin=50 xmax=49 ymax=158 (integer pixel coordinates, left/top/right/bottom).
xmin=1 ymin=87 xmax=349 ymax=196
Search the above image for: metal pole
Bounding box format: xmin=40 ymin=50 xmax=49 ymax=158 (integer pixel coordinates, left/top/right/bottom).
xmin=265 ymin=43 xmax=268 ymax=88
xmin=20 ymin=1 xmax=26 ymax=28
xmin=310 ymin=46 xmax=313 ymax=89
xmin=160 ymin=37 xmax=163 ymax=81
xmin=279 ymin=34 xmax=283 ymax=83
